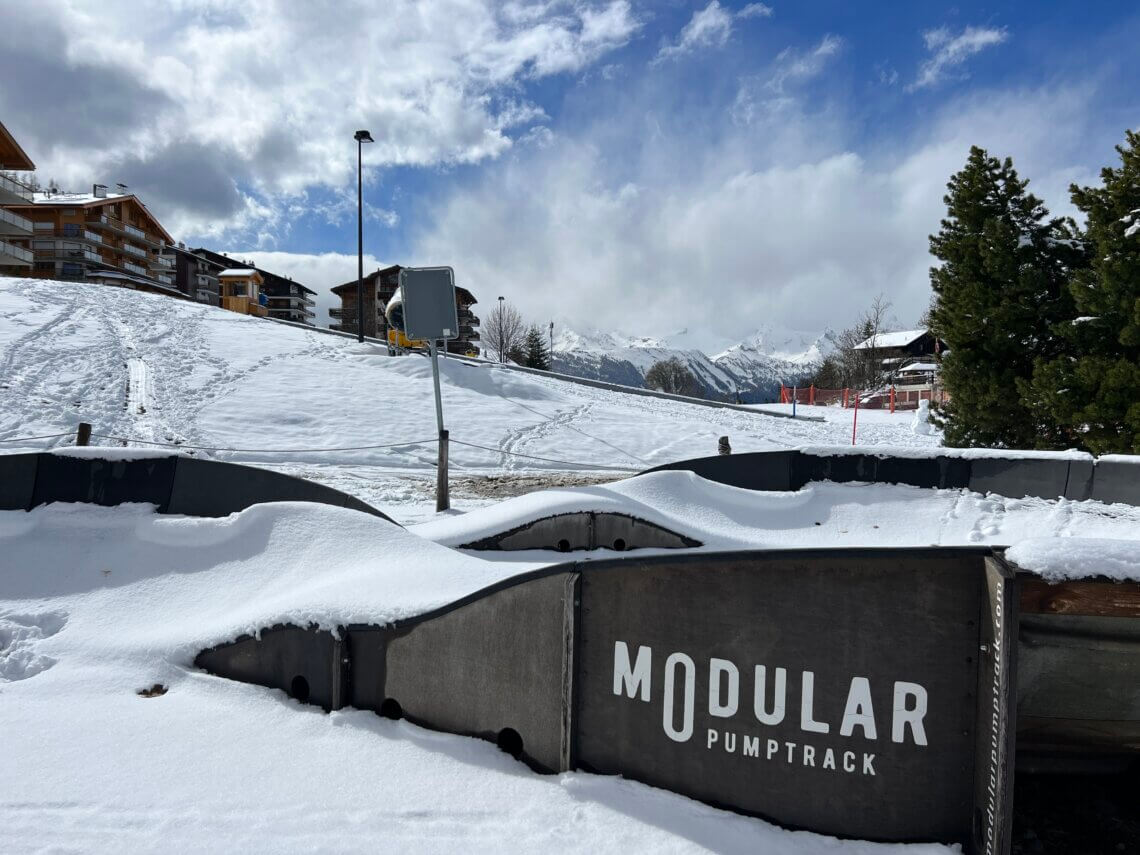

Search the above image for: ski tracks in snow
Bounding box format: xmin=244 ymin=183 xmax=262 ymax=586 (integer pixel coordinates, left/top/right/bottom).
xmin=496 ymin=403 xmax=592 ymax=470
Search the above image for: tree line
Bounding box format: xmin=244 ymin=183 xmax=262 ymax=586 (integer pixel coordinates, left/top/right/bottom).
xmin=483 ymin=301 xmax=552 ymax=370
xmin=928 ymin=130 xmax=1139 ymax=454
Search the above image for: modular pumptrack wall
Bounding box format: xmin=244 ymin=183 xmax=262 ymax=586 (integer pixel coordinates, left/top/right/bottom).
xmin=198 ymin=548 xmax=1019 ymax=855
xmin=642 ymin=447 xmax=1140 ymax=505
xmin=0 ymin=450 xmax=396 ymax=522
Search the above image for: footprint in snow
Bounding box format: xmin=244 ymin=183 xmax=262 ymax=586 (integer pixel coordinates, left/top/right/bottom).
xmin=0 ymin=611 xmax=67 ymax=682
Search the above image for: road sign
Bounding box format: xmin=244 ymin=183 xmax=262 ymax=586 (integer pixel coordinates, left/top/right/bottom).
xmin=399 ymin=266 xmax=459 ymax=341
xmin=397 ymin=266 xmax=457 ymax=511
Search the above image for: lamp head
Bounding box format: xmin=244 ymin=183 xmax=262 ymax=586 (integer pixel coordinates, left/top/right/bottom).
xmin=354 ymin=130 xmax=374 ymax=143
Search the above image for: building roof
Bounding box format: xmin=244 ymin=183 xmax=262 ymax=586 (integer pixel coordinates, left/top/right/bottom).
xmin=900 ymin=361 xmax=938 ymax=372
xmin=0 ymin=120 xmax=35 ymax=171
xmin=16 ymin=190 xmax=175 ymax=244
xmin=30 ymin=190 xmax=128 ymax=205
xmin=218 ymin=268 xmax=259 ymax=277
xmin=853 ymin=328 xmax=929 ymax=350
xmin=331 ymin=264 xmax=402 ymax=295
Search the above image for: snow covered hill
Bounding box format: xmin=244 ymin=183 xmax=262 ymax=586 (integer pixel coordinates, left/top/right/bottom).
xmin=0 ymin=278 xmax=926 ymax=521
xmin=551 ymin=323 xmax=837 ymax=402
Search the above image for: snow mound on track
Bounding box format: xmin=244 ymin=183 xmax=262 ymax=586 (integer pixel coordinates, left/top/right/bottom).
xmin=413 ymin=471 xmax=1140 ymax=559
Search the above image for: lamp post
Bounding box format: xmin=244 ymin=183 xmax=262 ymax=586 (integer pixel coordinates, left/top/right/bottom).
xmin=497 ymin=295 xmax=505 ymax=363
xmin=354 ymin=129 xmax=374 ymax=343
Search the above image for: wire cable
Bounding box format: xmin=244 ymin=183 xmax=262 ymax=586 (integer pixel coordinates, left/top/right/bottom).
xmin=0 ymin=432 xmax=74 ymax=444
xmin=88 ymin=434 xmax=440 ymax=454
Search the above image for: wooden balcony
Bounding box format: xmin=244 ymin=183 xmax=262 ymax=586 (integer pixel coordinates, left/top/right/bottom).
xmin=220 ymin=296 xmax=268 ymax=317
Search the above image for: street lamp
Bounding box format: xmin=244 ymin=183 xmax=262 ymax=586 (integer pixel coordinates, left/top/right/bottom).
xmin=354 ymin=129 xmax=374 ymax=343
xmin=497 ymin=295 xmax=505 ymax=363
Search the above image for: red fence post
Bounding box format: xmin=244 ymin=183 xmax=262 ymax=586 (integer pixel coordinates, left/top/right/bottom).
xmin=843 ymin=387 xmax=848 ymax=408
xmin=809 ymin=384 xmax=815 ymax=406
xmin=889 ymin=386 xmax=895 ymax=414
xmin=851 ymin=391 xmax=860 ymax=445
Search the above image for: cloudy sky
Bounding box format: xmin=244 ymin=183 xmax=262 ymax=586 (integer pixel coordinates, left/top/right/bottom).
xmin=3 ymin=0 xmax=1137 ymax=346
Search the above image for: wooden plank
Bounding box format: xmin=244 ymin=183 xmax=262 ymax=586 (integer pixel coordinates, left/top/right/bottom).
xmin=1020 ymin=578 xmax=1140 ymax=618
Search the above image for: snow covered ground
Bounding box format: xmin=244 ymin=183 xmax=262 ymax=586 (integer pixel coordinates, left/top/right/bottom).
xmin=2 ymin=279 xmax=1138 ymax=853
xmin=0 ymin=278 xmax=936 ymax=522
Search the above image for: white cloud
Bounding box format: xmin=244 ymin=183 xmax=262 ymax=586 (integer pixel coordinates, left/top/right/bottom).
xmin=909 ymin=25 xmax=1009 ymax=91
xmin=731 ymin=34 xmax=843 ymax=125
xmin=0 ymin=0 xmax=639 ymax=240
xmin=767 ymin=34 xmax=843 ymax=93
xmin=654 ymin=0 xmax=770 ymax=64
xmin=737 ymin=3 xmax=774 ymax=19
xmin=402 ymin=84 xmax=1102 ymax=348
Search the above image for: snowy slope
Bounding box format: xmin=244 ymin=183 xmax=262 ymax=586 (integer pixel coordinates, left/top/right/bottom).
xmin=551 ymin=322 xmax=836 ymax=402
xmin=0 ymin=279 xmax=933 ymax=521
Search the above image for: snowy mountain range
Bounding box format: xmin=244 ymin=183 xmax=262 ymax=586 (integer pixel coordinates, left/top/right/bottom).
xmin=550 ymin=325 xmax=838 ymax=403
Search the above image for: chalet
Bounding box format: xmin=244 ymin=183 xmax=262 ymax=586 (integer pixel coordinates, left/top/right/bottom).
xmin=330 ymin=264 xmax=480 ymax=355
xmin=853 ymin=328 xmax=948 ymax=409
xmin=852 ymin=328 xmax=943 ymax=376
xmin=191 ymin=248 xmax=316 ymax=325
xmin=0 ymin=119 xmax=36 ymax=270
xmin=217 ymin=269 xmax=266 ymax=317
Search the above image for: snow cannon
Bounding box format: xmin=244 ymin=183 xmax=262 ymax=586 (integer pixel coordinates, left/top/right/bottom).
xmin=384 ymin=289 xmax=424 ymax=353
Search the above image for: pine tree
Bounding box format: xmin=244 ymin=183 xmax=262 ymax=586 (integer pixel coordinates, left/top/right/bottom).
xmin=928 ymin=146 xmax=1078 ymax=448
xmin=522 ymin=324 xmax=551 ymax=370
xmin=1027 ymin=131 xmax=1140 ymax=453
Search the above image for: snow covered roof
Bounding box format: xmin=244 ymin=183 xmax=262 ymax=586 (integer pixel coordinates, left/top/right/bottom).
xmin=30 ymin=190 xmax=128 ymax=205
xmin=218 ymin=268 xmax=258 ymax=277
xmin=899 ymin=361 xmax=937 ymax=372
xmin=853 ymin=328 xmax=929 ymax=350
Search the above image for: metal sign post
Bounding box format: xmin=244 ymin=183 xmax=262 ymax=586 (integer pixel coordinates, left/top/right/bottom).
xmin=398 ymin=267 xmax=459 ymax=512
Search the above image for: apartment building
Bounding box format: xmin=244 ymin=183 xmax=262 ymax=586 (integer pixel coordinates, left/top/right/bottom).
xmin=3 ymin=184 xmax=179 ymax=295
xmin=162 ymin=243 xmax=224 ymax=306
xmin=191 ymin=248 xmax=316 ymax=325
xmin=0 ymin=120 xmax=36 ymax=270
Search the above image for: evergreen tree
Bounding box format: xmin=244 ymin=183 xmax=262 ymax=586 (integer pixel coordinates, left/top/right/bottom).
xmin=1027 ymin=131 xmax=1140 ymax=453
xmin=522 ymin=324 xmax=551 ymax=370
xmin=928 ymin=146 xmax=1079 ymax=448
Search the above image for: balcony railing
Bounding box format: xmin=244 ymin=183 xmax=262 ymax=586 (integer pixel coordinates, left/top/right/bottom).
xmin=121 ymin=243 xmax=147 ymax=259
xmin=87 ymin=214 xmax=160 ymax=248
xmin=34 ymin=248 xmax=102 ymax=263
xmin=124 ymin=261 xmax=148 ymax=276
xmin=0 ymin=206 xmax=33 ymax=234
xmin=150 ymin=255 xmax=173 ymax=268
xmin=0 ymin=239 xmax=33 ymax=264
xmin=0 ymin=172 xmax=34 ymax=202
